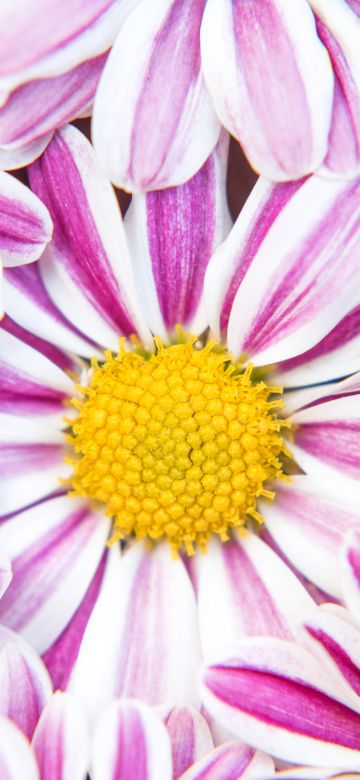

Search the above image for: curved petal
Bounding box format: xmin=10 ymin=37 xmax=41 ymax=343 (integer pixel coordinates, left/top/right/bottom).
xmin=32 ymin=691 xmax=89 ymax=780
xmin=0 ymin=0 xmax=140 ymax=95
xmin=159 ymin=705 xmax=213 ymax=780
xmin=0 ymin=716 xmax=39 ymax=780
xmin=0 ymin=133 xmax=52 ymax=171
xmin=125 ymin=133 xmax=231 ymax=338
xmin=0 ymin=172 xmax=52 ymax=267
xmin=200 ymin=0 xmax=333 ymax=181
xmin=264 ymin=475 xmax=360 ymax=598
xmin=311 ymin=0 xmax=360 ymax=179
xmin=196 ymin=534 xmax=313 ymax=657
xmin=0 ymin=495 xmax=110 ymax=653
xmin=341 ymin=531 xmax=360 ymax=625
xmin=205 ymin=175 xmax=360 ymax=363
xmin=0 ymin=554 xmax=12 ymax=600
xmin=29 ymin=124 xmax=150 ymax=349
xmin=0 ymin=54 xmax=107 ymax=151
xmin=68 ymin=543 xmax=202 ymax=725
xmin=179 ymin=742 xmax=274 ymax=780
xmin=0 ymin=625 xmax=52 ymax=739
xmin=202 ymin=637 xmax=360 ymax=769
xmin=91 ymin=699 xmax=172 ymax=780
xmin=92 ymin=0 xmax=220 ymax=192
xmin=300 ymin=605 xmax=360 ymax=698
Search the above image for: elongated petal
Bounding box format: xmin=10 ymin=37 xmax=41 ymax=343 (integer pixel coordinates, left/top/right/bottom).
xmin=159 ymin=705 xmax=213 ymax=779
xmin=0 ymin=54 xmax=107 ymax=152
xmin=0 ymin=626 xmax=52 ymax=738
xmin=301 ymin=606 xmax=360 ymax=698
xmin=0 ymin=495 xmax=110 ymax=653
xmin=0 ymin=554 xmax=11 ymax=600
xmin=125 ymin=134 xmax=231 ymax=338
xmin=179 ymin=742 xmax=274 ymax=780
xmin=205 ymin=175 xmax=360 ymax=363
xmin=0 ymin=134 xmax=52 ymax=172
xmin=3 ymin=267 xmax=98 ymax=358
xmin=196 ymin=534 xmax=313 ymax=657
xmin=32 ymin=691 xmax=89 ymax=780
xmin=29 ymin=124 xmax=150 ymax=349
xmin=341 ymin=532 xmax=360 ymax=624
xmin=92 ymin=0 xmax=220 ymax=192
xmin=312 ymin=0 xmax=360 ymax=178
xmin=0 ymin=172 xmax=52 ymax=266
xmin=202 ymin=637 xmax=360 ymax=768
xmin=201 ymin=0 xmax=333 ymax=182
xmin=68 ymin=543 xmax=202 ymax=724
xmin=264 ymin=476 xmax=360 ymax=598
xmin=275 ymin=305 xmax=360 ymax=387
xmin=0 ymin=0 xmax=140 ymax=96
xmin=0 ymin=716 xmax=39 ymax=779
xmin=91 ymin=699 xmax=172 ymax=780
xmin=292 ymin=395 xmax=360 ymax=481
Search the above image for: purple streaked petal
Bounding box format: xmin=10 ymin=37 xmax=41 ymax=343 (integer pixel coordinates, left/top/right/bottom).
xmin=91 ymin=699 xmax=172 ymax=780
xmin=160 ymin=705 xmax=213 ymax=780
xmin=0 ymin=625 xmax=52 ymax=739
xmin=196 ymin=534 xmax=313 ymax=657
xmin=301 ymin=606 xmax=360 ymax=699
xmin=0 ymin=554 xmax=11 ymax=600
xmin=264 ymin=476 xmax=360 ymax=598
xmin=341 ymin=532 xmax=360 ymax=624
xmin=0 ymin=133 xmax=52 ymax=172
xmin=0 ymin=54 xmax=107 ymax=151
xmin=29 ymin=124 xmax=150 ymax=349
xmin=206 ymin=175 xmax=360 ymax=363
xmin=0 ymin=716 xmax=39 ymax=779
xmin=92 ymin=0 xmax=221 ymax=192
xmin=125 ymin=134 xmax=231 ymax=338
xmin=0 ymin=495 xmax=110 ymax=653
xmin=201 ymin=0 xmax=333 ymax=182
xmin=179 ymin=742 xmax=274 ymax=780
xmin=0 ymin=442 xmax=68 ymax=517
xmin=275 ymin=305 xmax=360 ymax=387
xmin=0 ymin=0 xmax=140 ymax=95
xmin=312 ymin=0 xmax=360 ymax=179
xmin=202 ymin=637 xmax=360 ymax=768
xmin=32 ymin=691 xmax=89 ymax=780
xmin=0 ymin=171 xmax=52 ymax=266
xmin=68 ymin=544 xmax=202 ymax=725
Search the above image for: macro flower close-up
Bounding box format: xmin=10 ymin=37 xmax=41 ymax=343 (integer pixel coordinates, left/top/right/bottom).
xmin=1 ymin=2 xmax=360 ymax=779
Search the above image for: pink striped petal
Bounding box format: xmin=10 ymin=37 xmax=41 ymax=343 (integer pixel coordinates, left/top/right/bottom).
xmin=341 ymin=532 xmax=360 ymax=624
xmin=125 ymin=133 xmax=231 ymax=337
xmin=312 ymin=0 xmax=360 ymax=179
xmin=301 ymin=606 xmax=360 ymax=699
xmin=3 ymin=267 xmax=98 ymax=358
xmin=196 ymin=534 xmax=313 ymax=657
xmin=0 ymin=442 xmax=67 ymax=517
xmin=0 ymin=716 xmax=39 ymax=780
xmin=202 ymin=638 xmax=360 ymax=768
xmin=179 ymin=742 xmax=274 ymax=780
xmin=264 ymin=476 xmax=360 ymax=598
xmin=0 ymin=54 xmax=107 ymax=152
xmin=92 ymin=0 xmax=220 ymax=192
xmin=91 ymin=699 xmax=172 ymax=780
xmin=0 ymin=626 xmax=52 ymax=738
xmin=256 ymin=768 xmax=360 ymax=779
xmin=275 ymin=305 xmax=360 ymax=387
xmin=29 ymin=124 xmax=150 ymax=349
xmin=160 ymin=705 xmax=213 ymax=780
xmin=292 ymin=395 xmax=360 ymax=481
xmin=201 ymin=0 xmax=333 ymax=182
xmin=0 ymin=554 xmax=11 ymax=600
xmin=32 ymin=691 xmax=89 ymax=780
xmin=0 ymin=495 xmax=110 ymax=653
xmin=205 ymin=175 xmax=360 ymax=363
xmin=0 ymin=133 xmax=52 ymax=171
xmin=0 ymin=172 xmax=52 ymax=266
xmin=68 ymin=544 xmax=202 ymax=725
xmin=0 ymin=0 xmax=140 ymax=96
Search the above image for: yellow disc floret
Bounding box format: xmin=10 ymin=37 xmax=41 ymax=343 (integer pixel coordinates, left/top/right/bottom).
xmin=67 ymin=337 xmax=289 ymax=554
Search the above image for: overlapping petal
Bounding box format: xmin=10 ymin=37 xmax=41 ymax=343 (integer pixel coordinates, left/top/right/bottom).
xmin=0 ymin=172 xmax=52 ymax=267
xmin=125 ymin=134 xmax=231 ymax=338
xmin=0 ymin=716 xmax=39 ymax=780
xmin=92 ymin=0 xmax=221 ymax=192
xmin=179 ymin=741 xmax=274 ymax=780
xmin=341 ymin=531 xmax=360 ymax=625
xmin=200 ymin=0 xmax=334 ymax=182
xmin=160 ymin=705 xmax=213 ymax=779
xmin=32 ymin=691 xmax=89 ymax=780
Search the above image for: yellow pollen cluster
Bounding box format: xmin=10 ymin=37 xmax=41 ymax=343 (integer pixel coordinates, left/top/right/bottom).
xmin=67 ymin=338 xmax=288 ymax=554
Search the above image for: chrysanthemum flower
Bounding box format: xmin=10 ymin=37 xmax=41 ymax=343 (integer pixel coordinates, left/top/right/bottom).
xmin=92 ymin=0 xmax=360 ymax=191
xmin=1 ymin=123 xmax=360 ymax=766
xmin=0 ymin=0 xmax=139 ymax=170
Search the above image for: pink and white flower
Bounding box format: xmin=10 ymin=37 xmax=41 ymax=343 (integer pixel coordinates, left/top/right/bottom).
xmin=92 ymin=0 xmax=360 ymax=190
xmin=1 ymin=123 xmax=360 ymax=767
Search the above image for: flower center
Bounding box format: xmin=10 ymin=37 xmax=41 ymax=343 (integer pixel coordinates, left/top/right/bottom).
xmin=67 ymin=337 xmax=288 ymax=554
